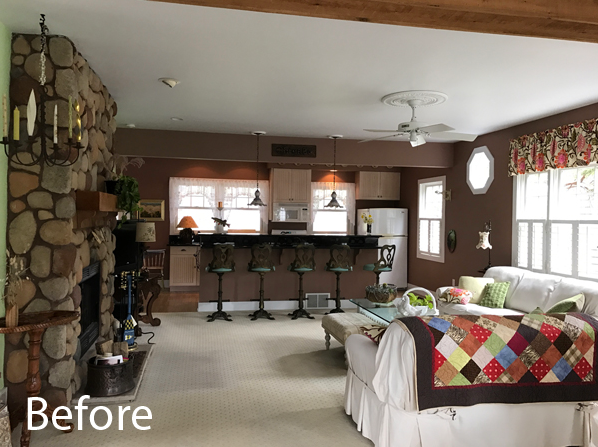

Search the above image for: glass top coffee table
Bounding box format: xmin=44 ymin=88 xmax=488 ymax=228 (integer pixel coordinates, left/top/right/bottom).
xmin=350 ymin=299 xmax=402 ymax=326
xmin=350 ymin=298 xmax=439 ymax=326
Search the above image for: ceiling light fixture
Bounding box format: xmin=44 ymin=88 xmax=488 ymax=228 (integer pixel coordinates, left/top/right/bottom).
xmin=159 ymin=78 xmax=180 ymax=88
xmin=325 ymin=135 xmax=343 ymax=209
xmin=126 ymin=123 xmax=136 ymax=128
xmin=171 ymin=117 xmax=183 ymax=121
xmin=249 ymin=131 xmax=266 ymax=207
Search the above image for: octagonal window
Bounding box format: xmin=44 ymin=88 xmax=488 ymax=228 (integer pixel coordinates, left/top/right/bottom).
xmin=467 ymin=146 xmax=494 ymax=194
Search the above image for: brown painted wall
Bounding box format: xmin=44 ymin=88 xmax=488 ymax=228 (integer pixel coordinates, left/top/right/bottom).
xmin=117 ymin=128 xmax=454 ymax=168
xmin=402 ymin=102 xmax=598 ymax=291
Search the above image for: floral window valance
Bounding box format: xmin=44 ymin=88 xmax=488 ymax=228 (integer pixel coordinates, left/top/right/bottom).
xmin=508 ymin=118 xmax=598 ymax=176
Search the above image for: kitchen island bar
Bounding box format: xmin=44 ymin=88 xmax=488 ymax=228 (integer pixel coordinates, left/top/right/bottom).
xmin=168 ymin=234 xmax=381 ymax=249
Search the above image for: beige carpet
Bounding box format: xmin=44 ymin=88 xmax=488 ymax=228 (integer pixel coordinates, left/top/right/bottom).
xmin=17 ymin=311 xmax=372 ymax=447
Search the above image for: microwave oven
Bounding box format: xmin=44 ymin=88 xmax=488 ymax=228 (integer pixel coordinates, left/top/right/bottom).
xmin=272 ymin=203 xmax=310 ymax=222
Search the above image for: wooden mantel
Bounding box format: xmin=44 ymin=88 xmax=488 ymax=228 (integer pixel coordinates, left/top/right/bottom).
xmin=74 ymin=191 xmax=118 ymax=229
xmin=150 ymin=0 xmax=598 ymax=44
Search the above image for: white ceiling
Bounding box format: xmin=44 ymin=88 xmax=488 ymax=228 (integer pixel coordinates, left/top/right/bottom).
xmin=2 ymin=0 xmax=598 ymax=142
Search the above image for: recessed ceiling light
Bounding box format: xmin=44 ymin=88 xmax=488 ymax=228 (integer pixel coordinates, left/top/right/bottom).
xmin=126 ymin=123 xmax=136 ymax=128
xmin=159 ymin=78 xmax=180 ymax=88
xmin=171 ymin=117 xmax=183 ymax=121
xmin=330 ymin=169 xmax=338 ymax=172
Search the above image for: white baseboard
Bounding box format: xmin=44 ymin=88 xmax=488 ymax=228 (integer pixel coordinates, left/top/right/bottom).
xmin=197 ymin=299 xmax=358 ymax=312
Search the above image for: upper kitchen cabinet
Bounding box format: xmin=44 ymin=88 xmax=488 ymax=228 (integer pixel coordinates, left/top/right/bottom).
xmin=271 ymin=168 xmax=311 ymax=203
xmin=356 ymin=172 xmax=401 ymax=200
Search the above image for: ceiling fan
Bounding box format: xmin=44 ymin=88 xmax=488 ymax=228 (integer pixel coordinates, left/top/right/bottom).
xmin=360 ymin=91 xmax=478 ymax=147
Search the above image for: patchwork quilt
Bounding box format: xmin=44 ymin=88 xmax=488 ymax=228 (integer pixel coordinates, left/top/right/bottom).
xmin=396 ymin=313 xmax=598 ymax=411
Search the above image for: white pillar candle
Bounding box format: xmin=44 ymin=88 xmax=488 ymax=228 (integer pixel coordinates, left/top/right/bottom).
xmin=53 ymin=104 xmax=58 ymax=144
xmin=13 ymin=107 xmax=19 ymax=141
xmin=68 ymin=96 xmax=72 ymax=138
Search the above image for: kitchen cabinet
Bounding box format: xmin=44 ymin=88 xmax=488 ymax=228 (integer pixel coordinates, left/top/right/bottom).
xmin=356 ymin=172 xmax=401 ymax=200
xmin=270 ymin=168 xmax=311 ymax=203
xmin=169 ymin=246 xmax=200 ymax=289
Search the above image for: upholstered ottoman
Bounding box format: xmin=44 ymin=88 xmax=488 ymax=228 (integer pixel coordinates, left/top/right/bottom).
xmin=321 ymin=312 xmax=375 ymax=350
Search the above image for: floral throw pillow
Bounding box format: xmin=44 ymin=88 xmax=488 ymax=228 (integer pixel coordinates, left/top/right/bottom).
xmin=359 ymin=325 xmax=387 ymax=345
xmin=439 ymin=288 xmax=473 ymax=305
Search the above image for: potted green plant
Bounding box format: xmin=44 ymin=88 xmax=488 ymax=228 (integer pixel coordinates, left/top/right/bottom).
xmin=106 ymin=155 xmax=144 ymax=195
xmin=115 ymin=175 xmax=142 ymax=226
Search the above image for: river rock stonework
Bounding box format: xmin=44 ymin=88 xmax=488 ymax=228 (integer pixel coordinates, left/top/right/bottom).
xmin=6 ymin=33 xmax=118 ymax=412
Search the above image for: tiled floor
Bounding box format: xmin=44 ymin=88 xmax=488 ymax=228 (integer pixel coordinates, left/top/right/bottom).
xmin=18 ymin=311 xmax=372 ymax=447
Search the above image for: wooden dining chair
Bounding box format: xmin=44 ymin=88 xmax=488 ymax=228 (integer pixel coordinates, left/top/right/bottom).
xmin=143 ymin=249 xmax=166 ymax=289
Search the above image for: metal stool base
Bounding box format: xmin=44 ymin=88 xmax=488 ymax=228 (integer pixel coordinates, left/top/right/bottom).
xmin=289 ymin=307 xmax=314 ymax=320
xmin=208 ymin=310 xmax=233 ymax=322
xmin=249 ymin=308 xmax=275 ymax=320
xmin=326 ymin=307 xmax=344 ymax=315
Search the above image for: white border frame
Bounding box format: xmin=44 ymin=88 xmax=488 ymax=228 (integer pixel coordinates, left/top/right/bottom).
xmin=467 ymin=146 xmax=495 ymax=195
xmin=417 ymin=175 xmax=446 ymax=263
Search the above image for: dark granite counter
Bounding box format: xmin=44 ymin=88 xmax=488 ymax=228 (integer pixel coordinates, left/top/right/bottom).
xmin=168 ymin=234 xmax=381 ymax=249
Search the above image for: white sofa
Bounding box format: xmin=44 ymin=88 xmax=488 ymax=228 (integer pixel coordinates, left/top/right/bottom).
xmin=345 ymin=267 xmax=598 ymax=447
xmin=436 ymin=266 xmax=598 ymax=318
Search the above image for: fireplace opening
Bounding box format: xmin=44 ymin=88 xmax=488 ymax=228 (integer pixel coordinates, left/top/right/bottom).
xmin=79 ymin=262 xmax=101 ymax=355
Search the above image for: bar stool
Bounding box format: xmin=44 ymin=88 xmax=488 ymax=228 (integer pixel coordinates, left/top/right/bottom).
xmin=248 ymin=243 xmax=275 ymax=320
xmin=363 ymin=244 xmax=396 ymax=284
xmin=205 ymin=244 xmax=235 ymax=322
xmin=288 ymin=244 xmax=316 ymax=320
xmin=325 ymin=244 xmax=352 ymax=314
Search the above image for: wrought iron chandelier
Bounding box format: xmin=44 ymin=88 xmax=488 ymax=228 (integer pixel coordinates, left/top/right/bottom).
xmin=325 ymin=135 xmax=343 ymax=208
xmin=249 ymin=131 xmax=266 ymax=206
xmin=1 ymin=14 xmax=82 ymax=167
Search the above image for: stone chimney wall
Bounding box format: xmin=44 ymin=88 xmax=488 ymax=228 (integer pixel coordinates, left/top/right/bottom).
xmin=6 ymin=34 xmax=117 ymax=412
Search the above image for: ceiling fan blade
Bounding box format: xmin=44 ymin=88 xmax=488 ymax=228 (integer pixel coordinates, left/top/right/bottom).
xmin=419 ymin=123 xmax=454 ymax=134
xmin=364 ymin=129 xmax=401 ymax=133
xmin=359 ymin=133 xmax=403 ymax=143
xmin=431 ymin=132 xmax=478 ymax=142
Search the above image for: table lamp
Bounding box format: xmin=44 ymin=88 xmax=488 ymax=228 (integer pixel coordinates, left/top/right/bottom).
xmin=476 ymin=220 xmax=492 ymax=273
xmin=136 ymin=222 xmax=156 ymax=244
xmin=177 ymin=216 xmax=198 ymax=244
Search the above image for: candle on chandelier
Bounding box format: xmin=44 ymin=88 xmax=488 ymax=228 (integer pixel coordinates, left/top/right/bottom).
xmin=13 ymin=107 xmax=19 ymax=141
xmin=75 ymin=100 xmax=81 ymax=142
xmin=68 ymin=96 xmax=72 ymax=138
xmin=26 ymin=90 xmax=36 ymax=137
xmin=53 ymin=105 xmax=58 ymax=144
xmin=218 ymin=201 xmax=223 ymax=208
xmin=2 ymin=95 xmax=7 ymax=138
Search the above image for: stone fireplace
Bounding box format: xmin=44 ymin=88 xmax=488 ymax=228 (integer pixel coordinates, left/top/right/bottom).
xmin=5 ymin=33 xmax=118 ymax=414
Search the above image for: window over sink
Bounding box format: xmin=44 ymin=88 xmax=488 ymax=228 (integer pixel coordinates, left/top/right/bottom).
xmin=311 ymin=182 xmax=355 ymax=234
xmin=169 ymin=178 xmax=269 ymax=234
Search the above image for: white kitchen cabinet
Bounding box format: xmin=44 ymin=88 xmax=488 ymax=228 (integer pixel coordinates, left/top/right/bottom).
xmin=270 ymin=168 xmax=311 ymax=203
xmin=356 ymin=172 xmax=401 ymax=200
xmin=169 ymin=246 xmax=200 ymax=289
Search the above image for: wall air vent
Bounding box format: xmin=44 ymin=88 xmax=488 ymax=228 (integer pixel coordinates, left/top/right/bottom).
xmin=305 ymin=293 xmax=331 ymax=309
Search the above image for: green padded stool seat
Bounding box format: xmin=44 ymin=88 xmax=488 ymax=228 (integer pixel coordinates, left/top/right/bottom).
xmin=288 ymin=244 xmax=316 ymax=320
xmin=325 ymin=245 xmax=353 ymax=314
xmin=206 ymin=244 xmax=235 ymax=322
xmin=248 ymin=244 xmax=276 ymax=320
xmin=363 ymin=244 xmax=396 ymax=285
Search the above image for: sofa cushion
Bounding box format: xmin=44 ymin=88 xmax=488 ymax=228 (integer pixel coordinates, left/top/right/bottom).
xmin=503 ymin=270 xmax=560 ymax=313
xmin=546 ymin=293 xmax=585 ymax=313
xmin=479 ymin=282 xmax=510 ymax=308
xmin=550 ymin=277 xmax=598 ymax=317
xmin=484 ymin=266 xmax=525 ymax=305
xmin=437 ymin=300 xmax=524 ymax=317
xmin=439 ymin=288 xmax=473 ymax=305
xmin=458 ymin=276 xmax=495 ymax=304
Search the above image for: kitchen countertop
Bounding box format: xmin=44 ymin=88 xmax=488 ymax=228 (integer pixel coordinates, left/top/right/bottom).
xmin=168 ymin=233 xmax=382 ymax=249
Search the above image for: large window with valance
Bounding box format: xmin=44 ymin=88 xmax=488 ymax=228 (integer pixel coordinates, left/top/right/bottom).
xmin=514 ymin=166 xmax=598 ymax=280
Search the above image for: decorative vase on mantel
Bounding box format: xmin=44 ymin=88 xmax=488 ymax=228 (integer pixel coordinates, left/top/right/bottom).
xmin=367 ymin=224 xmax=372 ymax=235
xmin=5 ymin=303 xmax=18 ymax=328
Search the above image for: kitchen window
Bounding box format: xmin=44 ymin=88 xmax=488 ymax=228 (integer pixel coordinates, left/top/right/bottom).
xmin=311 ymin=182 xmax=356 ymax=234
xmin=514 ymin=166 xmax=598 ymax=280
xmin=169 ymin=177 xmax=269 ymax=234
xmin=417 ymin=176 xmax=446 ymax=263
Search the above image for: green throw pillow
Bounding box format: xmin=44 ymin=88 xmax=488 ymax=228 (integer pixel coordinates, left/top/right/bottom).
xmin=546 ymin=293 xmax=585 ymax=313
xmin=479 ymin=282 xmax=510 ymax=308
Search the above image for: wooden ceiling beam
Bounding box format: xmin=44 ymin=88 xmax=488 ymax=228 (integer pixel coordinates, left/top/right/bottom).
xmin=150 ymin=0 xmax=598 ymax=43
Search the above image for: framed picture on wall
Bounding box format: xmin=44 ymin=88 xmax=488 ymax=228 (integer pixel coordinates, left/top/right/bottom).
xmin=137 ymin=199 xmax=165 ymax=221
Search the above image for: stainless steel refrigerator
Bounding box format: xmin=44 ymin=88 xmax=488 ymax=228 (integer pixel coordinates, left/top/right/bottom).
xmin=357 ymin=208 xmax=408 ymax=288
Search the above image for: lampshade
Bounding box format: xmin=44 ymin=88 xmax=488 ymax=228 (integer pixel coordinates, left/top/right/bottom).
xmin=476 ymin=231 xmax=492 ymax=250
xmin=177 ymin=216 xmax=198 ymax=229
xmin=136 ymin=222 xmax=156 ymax=243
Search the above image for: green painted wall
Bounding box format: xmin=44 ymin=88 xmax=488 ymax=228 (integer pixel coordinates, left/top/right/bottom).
xmin=0 ymin=21 xmax=11 ymax=388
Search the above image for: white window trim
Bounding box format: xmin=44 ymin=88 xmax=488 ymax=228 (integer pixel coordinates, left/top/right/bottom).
xmin=512 ymin=168 xmax=598 ymax=281
xmin=417 ymin=176 xmax=446 ymax=263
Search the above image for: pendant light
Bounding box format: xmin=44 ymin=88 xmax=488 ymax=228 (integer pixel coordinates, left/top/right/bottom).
xmin=249 ymin=131 xmax=266 ymax=206
xmin=325 ymin=135 xmax=343 ymax=208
